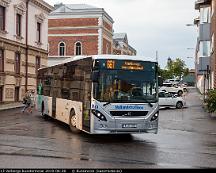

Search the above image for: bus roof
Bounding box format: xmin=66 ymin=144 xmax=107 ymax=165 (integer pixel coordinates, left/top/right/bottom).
xmin=40 ymin=55 xmax=157 ymax=70
xmin=69 ymin=55 xmax=156 ymax=63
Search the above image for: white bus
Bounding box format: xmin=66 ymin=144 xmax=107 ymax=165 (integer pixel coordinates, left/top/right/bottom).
xmin=37 ymin=55 xmax=159 ymax=134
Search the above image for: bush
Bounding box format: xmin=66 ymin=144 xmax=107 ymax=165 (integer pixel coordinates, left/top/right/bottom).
xmin=206 ymin=89 xmax=216 ymax=113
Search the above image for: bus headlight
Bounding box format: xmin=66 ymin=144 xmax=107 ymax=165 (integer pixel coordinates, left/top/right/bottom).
xmin=151 ymin=112 xmax=159 ymax=121
xmin=92 ymin=110 xmax=107 ymax=121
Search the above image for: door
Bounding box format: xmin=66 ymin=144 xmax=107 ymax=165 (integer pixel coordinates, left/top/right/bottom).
xmin=15 ymin=87 xmax=19 ymax=102
xmin=0 ymin=87 xmax=3 ymax=102
xmin=159 ymin=92 xmax=168 ymax=106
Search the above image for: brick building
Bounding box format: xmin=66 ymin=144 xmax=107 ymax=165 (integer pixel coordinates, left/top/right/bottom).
xmin=0 ymin=0 xmax=53 ymax=103
xmin=113 ymin=33 xmax=136 ymax=55
xmin=48 ymin=4 xmax=114 ymax=66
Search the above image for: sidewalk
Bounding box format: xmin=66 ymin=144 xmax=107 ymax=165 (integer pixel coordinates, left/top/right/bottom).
xmin=0 ymin=102 xmax=24 ymax=111
xmin=196 ymin=88 xmax=216 ymax=118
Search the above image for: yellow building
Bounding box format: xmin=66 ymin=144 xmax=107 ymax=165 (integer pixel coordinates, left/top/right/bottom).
xmin=0 ymin=0 xmax=53 ymax=103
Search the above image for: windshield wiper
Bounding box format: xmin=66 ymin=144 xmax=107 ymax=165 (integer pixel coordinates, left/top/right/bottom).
xmin=146 ymin=101 xmax=153 ymax=108
xmin=103 ymin=102 xmax=112 ymax=107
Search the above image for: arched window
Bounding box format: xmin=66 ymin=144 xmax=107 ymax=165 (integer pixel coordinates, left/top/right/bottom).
xmin=75 ymin=42 xmax=82 ymax=55
xmin=59 ymin=42 xmax=65 ymax=56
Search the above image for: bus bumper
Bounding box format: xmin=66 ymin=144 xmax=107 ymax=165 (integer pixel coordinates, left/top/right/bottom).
xmin=92 ymin=119 xmax=158 ymax=134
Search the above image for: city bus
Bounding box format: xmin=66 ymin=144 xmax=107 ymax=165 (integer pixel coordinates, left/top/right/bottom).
xmin=37 ymin=55 xmax=159 ymax=134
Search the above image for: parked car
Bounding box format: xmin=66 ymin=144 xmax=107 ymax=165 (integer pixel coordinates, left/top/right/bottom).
xmin=165 ymin=79 xmax=180 ymax=85
xmin=159 ymin=91 xmax=186 ymax=109
xmin=159 ymin=82 xmax=184 ymax=96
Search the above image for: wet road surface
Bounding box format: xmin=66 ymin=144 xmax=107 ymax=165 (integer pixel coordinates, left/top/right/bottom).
xmin=0 ymin=88 xmax=216 ymax=168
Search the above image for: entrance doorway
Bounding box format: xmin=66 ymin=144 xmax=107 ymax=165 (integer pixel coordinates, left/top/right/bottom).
xmin=0 ymin=87 xmax=3 ymax=102
xmin=15 ymin=87 xmax=19 ymax=102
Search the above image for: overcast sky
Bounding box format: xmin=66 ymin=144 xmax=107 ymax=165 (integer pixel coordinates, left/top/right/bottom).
xmin=44 ymin=0 xmax=198 ymax=69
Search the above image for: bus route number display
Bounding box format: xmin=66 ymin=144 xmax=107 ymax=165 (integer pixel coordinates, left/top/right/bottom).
xmin=106 ymin=60 xmax=115 ymax=69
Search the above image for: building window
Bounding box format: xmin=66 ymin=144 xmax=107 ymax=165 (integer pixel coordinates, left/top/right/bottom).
xmin=75 ymin=42 xmax=82 ymax=55
xmin=0 ymin=6 xmax=5 ymax=31
xmin=35 ymin=56 xmax=40 ymax=74
xmin=200 ymin=41 xmax=211 ymax=57
xmin=106 ymin=44 xmax=109 ymax=54
xmin=15 ymin=52 xmax=20 ymax=74
xmin=211 ymin=34 xmax=214 ymax=54
xmin=59 ymin=42 xmax=65 ymax=56
xmin=36 ymin=22 xmax=41 ymax=43
xmin=200 ymin=7 xmax=211 ymax=24
xmin=16 ymin=13 xmax=21 ymax=36
xmin=0 ymin=49 xmax=4 ymax=72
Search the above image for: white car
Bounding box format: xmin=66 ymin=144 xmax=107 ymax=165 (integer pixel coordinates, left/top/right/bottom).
xmin=159 ymin=91 xmax=186 ymax=109
xmin=159 ymin=82 xmax=184 ymax=96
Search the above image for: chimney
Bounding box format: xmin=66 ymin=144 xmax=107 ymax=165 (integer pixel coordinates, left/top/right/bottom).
xmin=54 ymin=3 xmax=63 ymax=9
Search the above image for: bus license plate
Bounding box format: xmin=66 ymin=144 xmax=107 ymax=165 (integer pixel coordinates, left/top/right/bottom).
xmin=122 ymin=124 xmax=137 ymax=128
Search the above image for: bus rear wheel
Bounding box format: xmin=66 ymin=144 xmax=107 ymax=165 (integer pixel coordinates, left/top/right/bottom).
xmin=69 ymin=109 xmax=80 ymax=133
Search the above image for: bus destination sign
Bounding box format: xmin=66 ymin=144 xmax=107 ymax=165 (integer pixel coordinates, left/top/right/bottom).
xmin=121 ymin=61 xmax=144 ymax=70
xmin=105 ymin=60 xmax=146 ymax=71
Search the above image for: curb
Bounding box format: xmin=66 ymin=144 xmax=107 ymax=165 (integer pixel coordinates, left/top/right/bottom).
xmin=0 ymin=104 xmax=24 ymax=111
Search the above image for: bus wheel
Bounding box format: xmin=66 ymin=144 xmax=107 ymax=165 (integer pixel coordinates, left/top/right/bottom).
xmin=69 ymin=109 xmax=80 ymax=133
xmin=41 ymin=102 xmax=48 ymax=119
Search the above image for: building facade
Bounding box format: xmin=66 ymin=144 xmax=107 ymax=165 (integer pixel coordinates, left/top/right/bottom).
xmin=0 ymin=0 xmax=53 ymax=103
xmin=194 ymin=0 xmax=212 ymax=93
xmin=113 ymin=33 xmax=136 ymax=56
xmin=48 ymin=4 xmax=114 ymax=66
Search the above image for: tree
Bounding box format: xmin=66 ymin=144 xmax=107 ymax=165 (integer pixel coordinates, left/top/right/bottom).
xmin=165 ymin=58 xmax=189 ymax=79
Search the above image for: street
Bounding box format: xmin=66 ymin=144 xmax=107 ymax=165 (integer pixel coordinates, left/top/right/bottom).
xmin=0 ymin=88 xmax=216 ymax=168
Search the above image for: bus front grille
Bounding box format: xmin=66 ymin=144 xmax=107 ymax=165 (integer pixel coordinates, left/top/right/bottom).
xmin=110 ymin=111 xmax=148 ymax=117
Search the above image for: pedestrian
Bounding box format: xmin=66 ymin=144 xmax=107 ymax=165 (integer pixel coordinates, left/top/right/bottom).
xmin=22 ymin=91 xmax=32 ymax=113
xmin=30 ymin=90 xmax=36 ymax=111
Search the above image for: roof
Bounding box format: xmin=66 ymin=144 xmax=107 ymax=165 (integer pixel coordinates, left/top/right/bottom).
xmin=52 ymin=4 xmax=98 ymax=13
xmin=50 ymin=3 xmax=114 ymax=23
xmin=47 ymin=55 xmax=157 ymax=68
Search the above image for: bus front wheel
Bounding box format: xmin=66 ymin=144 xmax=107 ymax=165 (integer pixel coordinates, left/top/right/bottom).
xmin=69 ymin=109 xmax=80 ymax=133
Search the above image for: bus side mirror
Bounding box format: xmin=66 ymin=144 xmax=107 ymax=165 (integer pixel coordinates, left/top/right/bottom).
xmin=92 ymin=71 xmax=99 ymax=82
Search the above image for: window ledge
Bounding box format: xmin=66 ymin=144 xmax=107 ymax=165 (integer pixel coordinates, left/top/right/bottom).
xmin=14 ymin=35 xmax=24 ymax=40
xmin=35 ymin=41 xmax=43 ymax=46
xmin=0 ymin=30 xmax=8 ymax=35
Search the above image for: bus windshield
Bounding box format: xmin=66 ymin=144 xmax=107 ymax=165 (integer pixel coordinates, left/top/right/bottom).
xmin=93 ymin=69 xmax=158 ymax=103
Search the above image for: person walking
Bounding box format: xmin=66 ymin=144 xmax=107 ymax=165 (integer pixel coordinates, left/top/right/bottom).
xmin=29 ymin=90 xmax=36 ymax=111
xmin=22 ymin=91 xmax=32 ymax=113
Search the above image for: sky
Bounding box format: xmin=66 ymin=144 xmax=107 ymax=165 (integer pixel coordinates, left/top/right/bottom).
xmin=44 ymin=0 xmax=198 ymax=69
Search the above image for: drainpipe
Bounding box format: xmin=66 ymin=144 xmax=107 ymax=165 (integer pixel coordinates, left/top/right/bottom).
xmin=25 ymin=0 xmax=30 ymax=92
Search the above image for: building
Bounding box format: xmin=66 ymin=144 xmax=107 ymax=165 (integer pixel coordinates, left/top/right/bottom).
xmin=194 ymin=0 xmax=212 ymax=93
xmin=48 ymin=3 xmax=114 ymax=66
xmin=0 ymin=0 xmax=53 ymax=103
xmin=183 ymin=69 xmax=196 ymax=86
xmin=113 ymin=33 xmax=136 ymax=55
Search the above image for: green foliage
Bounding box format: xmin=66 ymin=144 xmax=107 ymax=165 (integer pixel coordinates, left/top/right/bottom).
xmin=206 ymin=89 xmax=216 ymax=113
xmin=159 ymin=58 xmax=189 ymax=80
